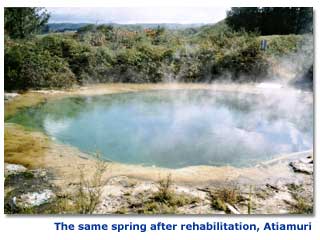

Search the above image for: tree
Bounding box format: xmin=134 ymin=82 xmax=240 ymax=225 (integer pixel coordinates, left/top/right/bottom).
xmin=5 ymin=42 xmax=76 ymax=90
xmin=77 ymin=24 xmax=96 ymax=34
xmin=4 ymin=7 xmax=50 ymax=39
xmin=226 ymin=7 xmax=313 ymax=35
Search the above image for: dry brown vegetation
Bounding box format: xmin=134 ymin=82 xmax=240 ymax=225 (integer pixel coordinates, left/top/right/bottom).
xmin=4 ymin=123 xmax=49 ymax=168
xmin=136 ymin=175 xmax=200 ymax=214
xmin=5 ymin=93 xmax=47 ymax=119
xmin=210 ymin=186 xmax=242 ymax=213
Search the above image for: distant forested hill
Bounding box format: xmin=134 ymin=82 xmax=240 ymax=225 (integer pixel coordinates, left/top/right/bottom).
xmin=47 ymin=23 xmax=206 ymax=33
xmin=46 ymin=23 xmax=90 ymax=32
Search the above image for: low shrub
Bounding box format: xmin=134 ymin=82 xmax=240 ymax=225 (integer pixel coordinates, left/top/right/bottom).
xmin=5 ymin=41 xmax=76 ymax=90
xmin=4 ymin=27 xmax=309 ymax=90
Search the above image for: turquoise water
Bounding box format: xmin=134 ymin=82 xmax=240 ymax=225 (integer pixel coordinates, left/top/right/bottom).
xmin=7 ymin=90 xmax=313 ymax=168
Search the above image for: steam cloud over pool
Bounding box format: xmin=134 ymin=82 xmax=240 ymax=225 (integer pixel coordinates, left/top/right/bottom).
xmin=8 ymin=90 xmax=313 ymax=168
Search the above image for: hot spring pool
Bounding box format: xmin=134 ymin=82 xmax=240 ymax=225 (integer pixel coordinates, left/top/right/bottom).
xmin=7 ymin=90 xmax=313 ymax=168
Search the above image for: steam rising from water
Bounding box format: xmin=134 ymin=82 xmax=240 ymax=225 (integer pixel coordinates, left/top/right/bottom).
xmin=7 ymin=89 xmax=313 ymax=168
xmin=265 ymin=34 xmax=313 ymax=88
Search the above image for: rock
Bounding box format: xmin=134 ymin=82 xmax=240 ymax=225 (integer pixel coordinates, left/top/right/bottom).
xmin=14 ymin=189 xmax=56 ymax=208
xmin=298 ymin=157 xmax=313 ymax=164
xmin=78 ymin=154 xmax=89 ymax=160
xmin=107 ymin=176 xmax=138 ymax=188
xmin=108 ymin=176 xmax=129 ymax=185
xmin=5 ymin=163 xmax=27 ymax=177
xmin=225 ymin=203 xmax=240 ymax=214
xmin=290 ymin=160 xmax=313 ymax=175
xmin=175 ymin=186 xmax=207 ymax=200
xmin=4 ymin=92 xmax=19 ymax=101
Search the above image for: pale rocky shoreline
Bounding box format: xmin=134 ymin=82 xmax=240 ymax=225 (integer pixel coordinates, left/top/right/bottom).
xmin=4 ymin=151 xmax=313 ymax=214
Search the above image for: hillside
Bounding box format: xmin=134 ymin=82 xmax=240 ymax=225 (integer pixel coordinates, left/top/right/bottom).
xmin=47 ymin=22 xmax=206 ymax=33
xmin=5 ymin=20 xmax=313 ymax=91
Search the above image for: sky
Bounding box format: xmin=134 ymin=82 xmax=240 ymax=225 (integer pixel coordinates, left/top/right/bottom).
xmin=47 ymin=7 xmax=230 ymax=24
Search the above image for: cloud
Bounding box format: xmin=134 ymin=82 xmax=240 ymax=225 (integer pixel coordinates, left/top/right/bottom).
xmin=47 ymin=7 xmax=229 ymax=24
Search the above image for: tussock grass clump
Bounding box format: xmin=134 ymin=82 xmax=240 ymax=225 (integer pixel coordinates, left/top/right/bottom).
xmin=210 ymin=186 xmax=242 ymax=213
xmin=137 ymin=174 xmax=199 ymax=214
xmin=290 ymin=196 xmax=313 ymax=214
xmin=288 ymin=184 xmax=313 ymax=214
xmin=215 ymin=187 xmax=240 ymax=205
xmin=152 ymin=174 xmax=174 ymax=203
xmin=211 ymin=198 xmax=227 ymax=212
